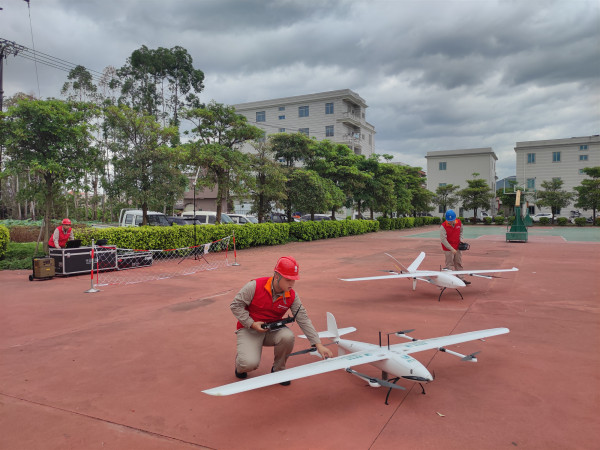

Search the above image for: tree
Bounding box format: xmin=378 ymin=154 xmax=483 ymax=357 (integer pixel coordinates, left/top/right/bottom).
xmin=246 ymin=141 xmax=287 ymax=223
xmin=104 ymin=104 xmax=188 ymax=224
xmin=458 ymin=173 xmax=495 ymax=222
xmin=306 ymin=140 xmax=368 ymax=218
xmin=269 ymin=132 xmax=314 ymax=221
xmin=433 ymin=184 xmax=460 ymax=215
xmin=183 ymin=101 xmax=264 ymax=223
xmin=114 ymin=45 xmax=204 ymax=129
xmin=61 ymin=65 xmax=98 ymax=102
xmin=287 ymin=169 xmax=345 ymax=219
xmin=402 ymin=166 xmax=432 ymax=217
xmin=535 ymin=178 xmax=575 ymax=223
xmin=1 ymin=99 xmax=97 ymax=248
xmin=574 ymin=167 xmax=600 ymax=222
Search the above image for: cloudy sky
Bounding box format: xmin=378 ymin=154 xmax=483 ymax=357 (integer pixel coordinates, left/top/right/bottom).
xmin=1 ymin=0 xmax=598 ymax=179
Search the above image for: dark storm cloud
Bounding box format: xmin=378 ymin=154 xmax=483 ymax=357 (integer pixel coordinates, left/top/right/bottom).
xmin=1 ymin=0 xmax=598 ymax=179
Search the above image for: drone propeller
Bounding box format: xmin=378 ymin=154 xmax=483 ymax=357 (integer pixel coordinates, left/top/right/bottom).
xmin=289 ymin=342 xmax=334 ymax=357
xmin=393 ymin=329 xmax=415 ymax=336
xmin=461 ymin=351 xmax=481 ymax=362
xmin=345 ymin=368 xmax=406 ymax=390
xmin=289 ymin=346 xmax=318 ymax=357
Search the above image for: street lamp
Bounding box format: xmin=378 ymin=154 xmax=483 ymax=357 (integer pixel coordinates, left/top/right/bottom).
xmin=192 ymin=166 xmax=201 ymax=257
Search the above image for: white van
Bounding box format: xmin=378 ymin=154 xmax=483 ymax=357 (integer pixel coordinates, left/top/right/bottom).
xmin=119 ymin=209 xmax=170 ymax=227
xmin=181 ymin=210 xmax=234 ymax=225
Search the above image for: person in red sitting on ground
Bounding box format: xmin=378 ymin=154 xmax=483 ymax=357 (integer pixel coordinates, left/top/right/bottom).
xmin=230 ymin=256 xmax=333 ymax=385
xmin=48 ymin=218 xmax=75 ymax=248
xmin=440 ymin=210 xmax=470 ymax=285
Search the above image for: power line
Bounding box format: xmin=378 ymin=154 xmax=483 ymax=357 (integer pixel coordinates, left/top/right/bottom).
xmin=0 ymin=37 xmax=106 ymax=86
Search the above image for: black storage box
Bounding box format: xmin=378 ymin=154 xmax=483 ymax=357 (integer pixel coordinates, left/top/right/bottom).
xmin=50 ymin=247 xmax=117 ymax=275
xmin=117 ymin=251 xmax=153 ymax=270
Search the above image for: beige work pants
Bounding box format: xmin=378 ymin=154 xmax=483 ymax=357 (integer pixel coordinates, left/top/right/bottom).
xmin=444 ymin=250 xmax=463 ymax=272
xmin=235 ymin=326 xmax=295 ymax=374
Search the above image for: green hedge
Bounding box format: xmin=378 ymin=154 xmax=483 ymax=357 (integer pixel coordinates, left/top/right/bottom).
xmin=376 ymin=216 xmax=439 ymax=231
xmin=0 ymin=225 xmax=9 ymax=259
xmin=73 ymin=219 xmax=381 ymax=250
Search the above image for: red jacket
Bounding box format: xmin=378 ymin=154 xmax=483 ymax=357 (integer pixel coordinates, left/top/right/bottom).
xmin=48 ymin=226 xmax=72 ymax=248
xmin=236 ymin=277 xmax=296 ymax=330
xmin=441 ymin=219 xmax=462 ymax=251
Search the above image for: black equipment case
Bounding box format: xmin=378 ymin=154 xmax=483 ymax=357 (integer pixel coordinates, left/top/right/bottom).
xmin=50 ymin=246 xmax=117 ymax=275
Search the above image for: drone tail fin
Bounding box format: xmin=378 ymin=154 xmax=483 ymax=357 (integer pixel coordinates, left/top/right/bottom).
xmin=299 ymin=312 xmax=355 ymax=341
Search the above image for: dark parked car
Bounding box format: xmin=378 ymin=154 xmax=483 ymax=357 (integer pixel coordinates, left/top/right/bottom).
xmin=300 ymin=214 xmax=333 ymax=221
xmin=167 ymin=216 xmax=193 ymax=226
xmin=268 ymin=212 xmax=289 ymax=223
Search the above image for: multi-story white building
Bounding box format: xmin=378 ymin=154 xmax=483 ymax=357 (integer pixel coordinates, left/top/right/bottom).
xmin=233 ymin=89 xmax=376 ymax=157
xmin=514 ymin=135 xmax=600 ymax=215
xmin=425 ymin=147 xmax=498 ymax=217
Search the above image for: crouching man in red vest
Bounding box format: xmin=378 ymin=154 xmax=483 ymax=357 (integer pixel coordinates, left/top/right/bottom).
xmin=440 ymin=210 xmax=470 ymax=285
xmin=230 ymin=256 xmax=333 ymax=384
xmin=48 ymin=218 xmax=75 ymax=249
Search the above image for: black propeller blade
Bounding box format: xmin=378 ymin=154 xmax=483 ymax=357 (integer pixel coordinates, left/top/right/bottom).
xmin=345 ymin=368 xmax=406 ymax=390
xmin=289 ymin=346 xmax=317 ymax=357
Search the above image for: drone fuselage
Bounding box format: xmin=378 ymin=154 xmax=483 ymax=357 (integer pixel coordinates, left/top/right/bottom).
xmin=337 ymin=338 xmax=434 ymax=383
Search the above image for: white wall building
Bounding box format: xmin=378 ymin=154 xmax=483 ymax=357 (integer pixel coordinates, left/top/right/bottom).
xmin=425 ymin=148 xmax=498 ymax=218
xmin=514 ymin=135 xmax=600 ymax=216
xmin=233 ymin=89 xmax=376 ymax=157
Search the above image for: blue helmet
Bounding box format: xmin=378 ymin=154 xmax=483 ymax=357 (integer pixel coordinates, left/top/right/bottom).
xmin=445 ymin=210 xmax=456 ymax=221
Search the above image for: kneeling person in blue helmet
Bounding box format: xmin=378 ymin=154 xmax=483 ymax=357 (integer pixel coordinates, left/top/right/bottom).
xmin=440 ymin=210 xmax=471 ymax=285
xmin=230 ymin=256 xmax=333 ymax=384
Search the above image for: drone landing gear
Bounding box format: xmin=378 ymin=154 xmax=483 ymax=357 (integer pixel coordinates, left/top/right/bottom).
xmin=384 ymin=377 xmax=401 ymax=405
xmin=438 ymin=288 xmax=463 ymax=302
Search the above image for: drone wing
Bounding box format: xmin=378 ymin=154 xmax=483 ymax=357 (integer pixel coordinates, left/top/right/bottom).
xmin=203 ymin=350 xmax=388 ymax=396
xmin=340 ymin=271 xmax=442 ymax=282
xmin=394 ymin=328 xmax=509 ymax=354
xmin=446 ymin=268 xmax=518 ymax=276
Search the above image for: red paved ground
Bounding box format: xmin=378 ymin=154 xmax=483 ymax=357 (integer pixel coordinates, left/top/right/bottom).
xmin=1 ymin=226 xmax=599 ymax=449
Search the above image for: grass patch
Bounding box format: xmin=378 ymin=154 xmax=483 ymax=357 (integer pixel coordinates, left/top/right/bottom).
xmin=0 ymin=242 xmax=46 ymax=270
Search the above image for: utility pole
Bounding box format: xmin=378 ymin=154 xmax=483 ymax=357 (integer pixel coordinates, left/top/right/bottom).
xmin=0 ymin=39 xmax=26 ymax=218
xmin=0 ymin=38 xmax=26 ymax=112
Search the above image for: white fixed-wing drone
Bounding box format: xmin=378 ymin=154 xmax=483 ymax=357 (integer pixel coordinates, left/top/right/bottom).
xmin=341 ymin=252 xmax=519 ymax=301
xmin=203 ymin=313 xmax=509 ymax=404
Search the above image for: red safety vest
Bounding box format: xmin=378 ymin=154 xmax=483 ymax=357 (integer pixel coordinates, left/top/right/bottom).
xmin=236 ymin=277 xmax=296 ymax=330
xmin=441 ymin=219 xmax=462 ymax=251
xmin=48 ymin=226 xmax=72 ymax=248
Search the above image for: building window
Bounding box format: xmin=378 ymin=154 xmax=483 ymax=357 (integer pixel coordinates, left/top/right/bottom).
xmin=527 ymin=178 xmax=535 ymax=190
xmin=439 ymin=162 xmax=447 ymax=171
xmin=325 ymin=102 xmax=334 ymax=114
xmin=527 ymin=153 xmax=536 ymax=164
xmin=279 ymin=128 xmax=285 ymax=132
xmin=299 ymin=128 xmax=309 ymax=136
xmin=580 ymin=145 xmax=588 ymax=150
xmin=580 ymin=154 xmax=588 ymax=161
xmin=552 ymin=151 xmax=561 ymax=162
xmin=256 ymin=111 xmax=265 ymax=122
xmin=299 ymin=106 xmax=309 ymax=117
xmin=278 ymin=106 xmax=285 ymax=111
xmin=325 ymin=125 xmax=334 ymax=137
xmin=439 ymin=183 xmax=447 ymax=187
xmin=438 ymin=205 xmax=444 ymax=213
xmin=279 ymin=115 xmax=285 ymax=120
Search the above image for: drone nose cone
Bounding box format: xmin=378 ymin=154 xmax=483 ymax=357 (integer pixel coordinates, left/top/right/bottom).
xmin=454 ymin=278 xmax=466 ymax=287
